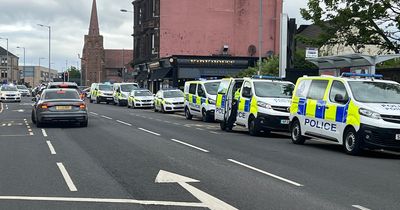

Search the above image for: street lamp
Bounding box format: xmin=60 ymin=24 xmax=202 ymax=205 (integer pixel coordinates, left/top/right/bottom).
xmin=0 ymin=37 xmax=9 ymax=82
xmin=120 ymin=8 xmax=134 ymax=63
xmin=258 ymin=0 xmax=263 ymax=75
xmin=37 ymin=24 xmax=51 ymax=82
xmin=16 ymin=46 xmax=26 ymax=84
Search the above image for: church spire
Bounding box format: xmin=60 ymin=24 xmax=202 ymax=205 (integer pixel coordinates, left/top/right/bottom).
xmin=89 ymin=0 xmax=99 ymax=35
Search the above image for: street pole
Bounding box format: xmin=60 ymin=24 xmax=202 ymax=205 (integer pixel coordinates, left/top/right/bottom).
xmin=38 ymin=24 xmax=51 ymax=82
xmin=0 ymin=37 xmax=9 ymax=83
xmin=258 ymin=0 xmax=263 ymax=76
xmin=17 ymin=46 xmax=26 ymax=85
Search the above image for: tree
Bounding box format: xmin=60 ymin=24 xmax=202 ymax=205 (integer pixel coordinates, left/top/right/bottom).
xmin=237 ymin=56 xmax=279 ymax=77
xmin=301 ymin=0 xmax=400 ymax=53
xmin=67 ymin=66 xmax=81 ymax=79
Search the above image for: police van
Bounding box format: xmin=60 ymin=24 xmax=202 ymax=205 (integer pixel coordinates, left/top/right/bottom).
xmin=289 ymin=73 xmax=400 ymax=155
xmin=112 ymin=83 xmax=139 ymax=106
xmin=184 ymin=80 xmax=221 ymax=122
xmin=89 ymin=83 xmax=113 ymax=104
xmin=215 ymin=76 xmax=294 ymax=136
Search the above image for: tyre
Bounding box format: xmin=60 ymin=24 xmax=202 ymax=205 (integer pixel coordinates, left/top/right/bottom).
xmin=185 ymin=107 xmax=193 ymax=120
xmin=343 ymin=127 xmax=363 ymax=155
xmin=31 ymin=111 xmax=36 ymax=124
xmin=202 ymin=109 xmax=209 ymax=122
xmin=127 ymin=101 xmax=131 ymax=108
xmin=248 ymin=116 xmax=261 ymax=136
xmin=36 ymin=117 xmax=43 ymax=128
xmin=290 ymin=119 xmax=306 ymax=144
xmin=80 ymin=120 xmax=88 ymax=127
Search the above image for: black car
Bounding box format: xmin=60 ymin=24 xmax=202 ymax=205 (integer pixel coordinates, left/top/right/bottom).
xmin=31 ymin=89 xmax=88 ymax=127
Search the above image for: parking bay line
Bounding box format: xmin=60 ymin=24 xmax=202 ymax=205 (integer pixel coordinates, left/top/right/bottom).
xmin=46 ymin=141 xmax=56 ymax=155
xmin=227 ymin=159 xmax=303 ymax=187
xmin=56 ymin=163 xmax=77 ymax=192
xmin=101 ymin=115 xmax=112 ymax=120
xmin=170 ymin=139 xmax=209 ymax=153
xmin=138 ymin=128 xmax=161 ymax=136
xmin=116 ymin=120 xmax=132 ymax=126
xmin=352 ymin=205 xmax=371 ymax=210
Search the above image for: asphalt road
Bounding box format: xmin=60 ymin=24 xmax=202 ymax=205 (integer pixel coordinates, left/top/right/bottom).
xmin=0 ymin=97 xmax=399 ymax=210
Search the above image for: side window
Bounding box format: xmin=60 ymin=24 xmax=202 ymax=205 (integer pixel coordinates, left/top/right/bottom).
xmin=197 ymin=84 xmax=206 ymax=97
xmin=189 ymin=84 xmax=197 ymax=94
xmin=295 ymin=80 xmax=312 ymax=98
xmin=218 ymin=80 xmax=230 ymax=94
xmin=329 ymin=81 xmax=349 ymax=104
xmin=307 ymin=80 xmax=329 ymax=100
xmin=242 ymin=82 xmax=252 ymax=98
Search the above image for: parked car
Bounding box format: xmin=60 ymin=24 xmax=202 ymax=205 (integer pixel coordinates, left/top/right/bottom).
xmin=0 ymin=85 xmax=21 ymax=102
xmin=127 ymin=89 xmax=154 ymax=108
xmin=16 ymin=85 xmax=30 ymax=97
xmin=154 ymin=89 xmax=185 ymax=113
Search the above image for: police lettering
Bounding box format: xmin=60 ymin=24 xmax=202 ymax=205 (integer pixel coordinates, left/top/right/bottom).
xmin=305 ymin=119 xmax=337 ymax=132
xmin=216 ymin=108 xmax=224 ymax=114
xmin=238 ymin=112 xmax=246 ymax=119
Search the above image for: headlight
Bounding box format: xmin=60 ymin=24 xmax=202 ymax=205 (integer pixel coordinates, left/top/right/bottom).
xmin=165 ymin=101 xmax=172 ymax=105
xmin=359 ymin=108 xmax=381 ymax=119
xmin=208 ymin=98 xmax=216 ymax=105
xmin=257 ymin=101 xmax=272 ymax=109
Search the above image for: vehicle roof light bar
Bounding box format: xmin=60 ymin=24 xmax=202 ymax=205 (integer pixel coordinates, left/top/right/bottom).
xmin=251 ymin=75 xmax=283 ymax=80
xmin=341 ymin=73 xmax=383 ymax=79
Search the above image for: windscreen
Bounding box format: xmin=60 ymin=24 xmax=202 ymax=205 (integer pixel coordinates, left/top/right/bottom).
xmin=349 ymin=81 xmax=400 ymax=103
xmin=204 ymin=82 xmax=220 ymax=95
xmin=164 ymin=91 xmax=184 ymax=98
xmin=254 ymin=82 xmax=294 ymax=98
xmin=121 ymin=84 xmax=137 ymax=92
xmin=17 ymin=85 xmax=27 ymax=89
xmin=1 ymin=86 xmax=18 ymax=91
xmin=98 ymin=85 xmax=113 ymax=91
xmin=135 ymin=90 xmax=152 ymax=96
xmin=44 ymin=90 xmax=80 ymax=100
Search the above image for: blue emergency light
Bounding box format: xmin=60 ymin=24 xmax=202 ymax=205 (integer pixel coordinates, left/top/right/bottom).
xmin=252 ymin=75 xmax=282 ymax=80
xmin=341 ymin=73 xmax=383 ymax=79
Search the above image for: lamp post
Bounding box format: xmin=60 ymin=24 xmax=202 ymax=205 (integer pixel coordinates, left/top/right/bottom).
xmin=37 ymin=24 xmax=51 ymax=82
xmin=0 ymin=37 xmax=9 ymax=82
xmin=16 ymin=46 xmax=26 ymax=84
xmin=258 ymin=0 xmax=263 ymax=76
xmin=120 ymin=8 xmax=134 ymax=70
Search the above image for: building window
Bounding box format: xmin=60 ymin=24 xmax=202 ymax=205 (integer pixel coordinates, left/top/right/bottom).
xmin=1 ymin=70 xmax=7 ymax=78
xmin=151 ymin=33 xmax=157 ymax=54
xmin=138 ymin=8 xmax=142 ymax=25
xmin=152 ymin=0 xmax=156 ymax=17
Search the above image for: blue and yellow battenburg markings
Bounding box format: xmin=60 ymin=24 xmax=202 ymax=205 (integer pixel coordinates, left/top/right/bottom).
xmin=296 ymin=98 xmax=350 ymax=123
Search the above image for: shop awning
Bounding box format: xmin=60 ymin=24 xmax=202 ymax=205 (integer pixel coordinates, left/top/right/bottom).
xmin=178 ymin=68 xmax=244 ymax=79
xmin=135 ymin=71 xmax=148 ymax=81
xmin=149 ymin=68 xmax=172 ymax=81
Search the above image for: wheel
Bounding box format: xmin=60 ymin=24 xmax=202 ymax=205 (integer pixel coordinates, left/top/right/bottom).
xmin=80 ymin=120 xmax=88 ymax=127
xmin=96 ymin=97 xmax=100 ymax=104
xmin=185 ymin=107 xmax=193 ymax=120
xmin=344 ymin=127 xmax=363 ymax=155
xmin=291 ymin=119 xmax=306 ymax=144
xmin=248 ymin=117 xmax=261 ymax=136
xmin=132 ymin=103 xmax=136 ymax=109
xmin=36 ymin=117 xmax=43 ymax=128
xmin=202 ymin=109 xmax=209 ymax=122
xmin=31 ymin=110 xmax=36 ymax=124
xmin=127 ymin=101 xmax=131 ymax=108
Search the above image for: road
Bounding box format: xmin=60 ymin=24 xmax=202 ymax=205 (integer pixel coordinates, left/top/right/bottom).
xmin=0 ymin=97 xmax=399 ymax=210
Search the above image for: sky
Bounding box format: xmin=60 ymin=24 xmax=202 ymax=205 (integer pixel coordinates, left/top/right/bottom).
xmin=0 ymin=0 xmax=309 ymax=72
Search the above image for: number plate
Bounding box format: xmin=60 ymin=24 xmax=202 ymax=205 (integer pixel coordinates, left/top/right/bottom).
xmin=281 ymin=120 xmax=290 ymax=125
xmin=396 ymin=134 xmax=400 ymax=141
xmin=56 ymin=106 xmax=72 ymax=110
xmin=106 ymin=98 xmax=113 ymax=100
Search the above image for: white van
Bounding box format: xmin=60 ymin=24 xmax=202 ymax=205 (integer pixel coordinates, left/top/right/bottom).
xmin=90 ymin=83 xmax=114 ymax=104
xmin=113 ymin=83 xmax=139 ymax=106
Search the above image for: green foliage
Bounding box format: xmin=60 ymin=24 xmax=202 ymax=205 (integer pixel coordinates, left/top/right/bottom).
xmin=237 ymin=56 xmax=279 ymax=77
xmin=67 ymin=66 xmax=81 ymax=79
xmin=378 ymin=58 xmax=400 ymax=68
xmin=294 ymin=50 xmax=318 ymax=69
xmin=301 ymin=0 xmax=400 ymax=53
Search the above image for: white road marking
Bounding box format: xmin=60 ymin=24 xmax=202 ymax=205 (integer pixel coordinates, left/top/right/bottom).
xmin=101 ymin=115 xmax=112 ymax=120
xmin=7 ymin=123 xmax=11 ymax=127
xmin=0 ymin=103 xmax=3 ymax=113
xmin=173 ymin=123 xmax=180 ymax=126
xmin=138 ymin=128 xmax=160 ymax=136
xmin=164 ymin=121 xmax=171 ymax=123
xmin=27 ymin=126 xmax=31 ymax=129
xmin=196 ymin=128 xmax=204 ymax=131
xmin=227 ymin=159 xmax=303 ymax=187
xmin=89 ymin=112 xmax=98 ymax=116
xmin=41 ymin=129 xmax=48 ymax=137
xmin=170 ymin=139 xmax=209 ymax=153
xmin=156 ymin=119 xmax=162 ymax=122
xmin=56 ymin=163 xmax=77 ymax=192
xmin=28 ymin=129 xmax=32 ymax=132
xmin=0 ymin=196 xmax=207 ymax=208
xmin=116 ymin=120 xmax=132 ymax=126
xmin=29 ymin=132 xmax=34 ymax=136
xmin=209 ymin=131 xmax=220 ymax=135
xmin=46 ymin=141 xmax=57 ymax=155
xmin=352 ymin=205 xmax=371 ymax=210
xmin=5 ymin=105 xmax=8 ymax=110
xmin=1 ymin=124 xmax=5 ymax=126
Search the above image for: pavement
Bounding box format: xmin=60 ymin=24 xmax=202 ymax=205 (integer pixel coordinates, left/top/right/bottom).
xmin=0 ymin=97 xmax=399 ymax=210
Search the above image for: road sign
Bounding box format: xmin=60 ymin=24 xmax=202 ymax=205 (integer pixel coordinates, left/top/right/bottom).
xmin=306 ymin=47 xmax=319 ymax=58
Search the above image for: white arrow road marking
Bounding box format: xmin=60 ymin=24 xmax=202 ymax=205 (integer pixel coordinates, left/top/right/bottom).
xmin=155 ymin=170 xmax=237 ymax=210
xmin=352 ymin=205 xmax=371 ymax=210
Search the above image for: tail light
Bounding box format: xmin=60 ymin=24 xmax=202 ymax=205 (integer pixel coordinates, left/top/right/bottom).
xmin=78 ymin=103 xmax=86 ymax=110
xmin=39 ymin=103 xmax=49 ymax=109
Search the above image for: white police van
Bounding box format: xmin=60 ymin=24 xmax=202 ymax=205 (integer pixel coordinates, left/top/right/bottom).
xmin=113 ymin=83 xmax=139 ymax=106
xmin=290 ymin=73 xmax=400 ymax=155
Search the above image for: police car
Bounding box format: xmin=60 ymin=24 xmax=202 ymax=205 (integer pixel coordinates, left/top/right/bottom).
xmin=154 ymin=89 xmax=185 ymax=112
xmin=127 ymin=89 xmax=154 ymax=108
xmin=184 ymin=80 xmax=221 ymax=122
xmin=289 ymin=73 xmax=400 ymax=155
xmin=0 ymin=84 xmax=21 ymax=102
xmin=215 ymin=76 xmax=294 ymax=136
xmin=90 ymin=83 xmax=114 ymax=104
xmin=113 ymin=83 xmax=139 ymax=106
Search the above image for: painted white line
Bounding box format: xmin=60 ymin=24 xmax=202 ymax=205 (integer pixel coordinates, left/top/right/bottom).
xmin=27 ymin=126 xmax=31 ymax=129
xmin=28 ymin=129 xmax=32 ymax=132
xmin=196 ymin=128 xmax=204 ymax=131
xmin=170 ymin=139 xmax=209 ymax=153
xmin=89 ymin=112 xmax=98 ymax=116
xmin=164 ymin=121 xmax=171 ymax=123
xmin=101 ymin=115 xmax=112 ymax=120
xmin=173 ymin=123 xmax=181 ymax=126
xmin=0 ymin=196 xmax=207 ymax=208
xmin=7 ymin=123 xmax=11 ymax=127
xmin=116 ymin=120 xmax=132 ymax=126
xmin=138 ymin=128 xmax=160 ymax=136
xmin=352 ymin=205 xmax=371 ymax=210
xmin=41 ymin=129 xmax=48 ymax=137
xmin=56 ymin=163 xmax=77 ymax=192
xmin=1 ymin=124 xmax=5 ymax=126
xmin=209 ymin=131 xmax=220 ymax=135
xmin=46 ymin=141 xmax=57 ymax=155
xmin=29 ymin=132 xmax=34 ymax=136
xmin=156 ymin=119 xmax=162 ymax=122
xmin=227 ymin=159 xmax=303 ymax=187
xmin=0 ymin=103 xmax=3 ymax=113
xmin=23 ymin=118 xmax=27 ymax=121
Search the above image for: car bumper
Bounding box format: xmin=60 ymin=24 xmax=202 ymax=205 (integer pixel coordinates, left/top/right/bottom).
xmin=1 ymin=97 xmax=21 ymax=102
xmin=256 ymin=113 xmax=290 ymax=131
xmin=38 ymin=111 xmax=88 ymax=123
xmin=358 ymin=124 xmax=400 ymax=151
xmin=164 ymin=104 xmax=184 ymax=112
xmin=98 ymin=96 xmax=114 ymax=102
xmin=134 ymin=102 xmax=154 ymax=107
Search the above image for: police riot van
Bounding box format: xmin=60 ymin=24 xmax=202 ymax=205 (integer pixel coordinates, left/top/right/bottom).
xmin=290 ymin=73 xmax=400 ymax=155
xmin=184 ymin=80 xmax=221 ymax=122
xmin=216 ymin=76 xmax=295 ymax=136
xmin=90 ymin=83 xmax=113 ymax=104
xmin=113 ymin=83 xmax=139 ymax=106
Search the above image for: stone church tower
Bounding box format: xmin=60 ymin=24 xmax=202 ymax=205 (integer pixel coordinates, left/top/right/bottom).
xmin=82 ymin=0 xmax=105 ymax=86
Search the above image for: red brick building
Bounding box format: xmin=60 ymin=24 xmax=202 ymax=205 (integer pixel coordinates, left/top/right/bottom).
xmin=81 ymin=0 xmax=133 ymax=86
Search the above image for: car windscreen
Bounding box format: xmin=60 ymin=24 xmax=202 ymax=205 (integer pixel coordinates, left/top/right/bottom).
xmin=121 ymin=84 xmax=137 ymax=92
xmin=98 ymin=85 xmax=113 ymax=91
xmin=254 ymin=82 xmax=294 ymax=98
xmin=50 ymin=85 xmax=78 ymax=89
xmin=17 ymin=85 xmax=27 ymax=89
xmin=135 ymin=90 xmax=152 ymax=96
xmin=44 ymin=90 xmax=80 ymax=100
xmin=349 ymin=81 xmax=400 ymax=103
xmin=204 ymin=82 xmax=220 ymax=95
xmin=1 ymin=86 xmax=18 ymax=91
xmin=164 ymin=91 xmax=184 ymax=98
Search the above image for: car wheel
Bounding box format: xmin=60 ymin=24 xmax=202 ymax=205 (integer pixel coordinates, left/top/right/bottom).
xmin=248 ymin=116 xmax=261 ymax=136
xmin=31 ymin=110 xmax=36 ymax=124
xmin=344 ymin=127 xmax=363 ymax=155
xmin=291 ymin=119 xmax=306 ymax=144
xmin=36 ymin=117 xmax=43 ymax=128
xmin=127 ymin=101 xmax=131 ymax=108
xmin=202 ymin=109 xmax=208 ymax=122
xmin=185 ymin=107 xmax=193 ymax=120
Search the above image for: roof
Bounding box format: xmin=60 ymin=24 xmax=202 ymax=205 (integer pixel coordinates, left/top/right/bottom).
xmin=0 ymin=46 xmax=18 ymax=57
xmin=104 ymin=49 xmax=133 ymax=69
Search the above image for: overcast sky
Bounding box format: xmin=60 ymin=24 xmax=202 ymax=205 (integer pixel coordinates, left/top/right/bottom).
xmin=0 ymin=0 xmax=309 ymax=72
